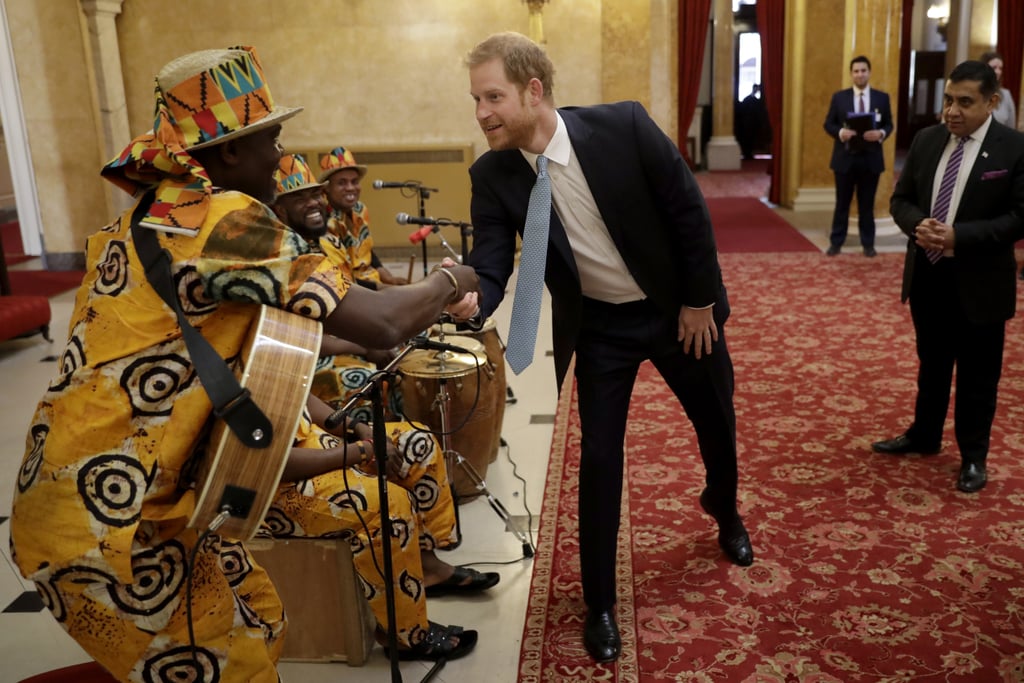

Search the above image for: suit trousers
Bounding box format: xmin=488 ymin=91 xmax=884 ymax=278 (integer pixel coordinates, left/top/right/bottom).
xmin=573 ymin=296 xmax=738 ymax=613
xmin=830 ymin=157 xmax=880 ymax=249
xmin=907 ymin=256 xmax=1006 ymax=462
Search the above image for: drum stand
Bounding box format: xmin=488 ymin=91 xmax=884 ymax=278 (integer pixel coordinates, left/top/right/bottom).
xmin=426 ymin=349 xmax=534 ymax=559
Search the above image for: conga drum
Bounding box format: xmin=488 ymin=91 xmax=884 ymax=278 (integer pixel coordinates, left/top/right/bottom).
xmin=397 ymin=336 xmax=498 ymax=500
xmin=432 ymin=318 xmax=507 ymax=463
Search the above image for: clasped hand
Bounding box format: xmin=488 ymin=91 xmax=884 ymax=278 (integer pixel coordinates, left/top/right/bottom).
xmin=439 ymin=256 xmax=482 ymax=321
xmin=914 ymin=218 xmax=954 ymax=251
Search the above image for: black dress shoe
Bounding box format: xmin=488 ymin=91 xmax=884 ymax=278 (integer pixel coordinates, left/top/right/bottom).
xmin=826 ymin=245 xmax=841 ymax=256
xmin=864 ymin=247 xmax=878 ymax=257
xmin=871 ymin=434 xmax=940 ymax=455
xmin=583 ymin=609 xmax=621 ymax=663
xmin=699 ymin=489 xmax=754 ymax=567
xmin=957 ymin=462 xmax=987 ymax=493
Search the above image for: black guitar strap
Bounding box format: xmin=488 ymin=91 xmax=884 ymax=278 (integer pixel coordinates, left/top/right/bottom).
xmin=128 ymin=190 xmax=273 ymax=449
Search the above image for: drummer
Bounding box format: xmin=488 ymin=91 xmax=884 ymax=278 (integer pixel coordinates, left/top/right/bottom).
xmin=270 ymin=153 xmax=399 ymax=420
xmin=319 ymin=145 xmax=408 ymax=287
xmin=269 ymin=154 xmax=500 ymax=597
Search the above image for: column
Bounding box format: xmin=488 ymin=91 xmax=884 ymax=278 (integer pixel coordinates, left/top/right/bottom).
xmin=80 ymin=0 xmax=133 ymax=216
xmin=706 ymin=0 xmax=741 ymax=170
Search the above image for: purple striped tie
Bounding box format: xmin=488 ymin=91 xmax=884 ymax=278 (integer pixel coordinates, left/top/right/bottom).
xmin=927 ymin=136 xmax=968 ymax=263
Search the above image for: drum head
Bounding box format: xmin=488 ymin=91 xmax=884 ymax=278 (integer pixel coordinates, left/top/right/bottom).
xmin=433 ymin=317 xmax=496 ymax=336
xmin=399 ymin=336 xmax=485 ymax=378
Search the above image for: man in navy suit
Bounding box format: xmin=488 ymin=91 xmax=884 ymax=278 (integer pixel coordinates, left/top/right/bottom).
xmin=823 ymin=55 xmax=894 ymax=256
xmin=454 ymin=32 xmax=753 ymax=663
xmin=872 ymin=60 xmax=1024 ymax=493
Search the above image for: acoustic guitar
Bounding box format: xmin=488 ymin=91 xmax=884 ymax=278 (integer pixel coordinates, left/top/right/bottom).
xmin=189 ymin=305 xmax=323 ymax=540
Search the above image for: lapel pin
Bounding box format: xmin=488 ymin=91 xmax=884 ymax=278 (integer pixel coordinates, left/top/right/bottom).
xmin=982 ymin=151 xmax=989 ymax=158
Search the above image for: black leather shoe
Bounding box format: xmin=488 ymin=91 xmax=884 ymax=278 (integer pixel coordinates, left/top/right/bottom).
xmin=864 ymin=247 xmax=877 ymax=257
xmin=700 ymin=489 xmax=754 ymax=567
xmin=957 ymin=462 xmax=987 ymax=493
xmin=871 ymin=434 xmax=940 ymax=455
xmin=583 ymin=609 xmax=621 ymax=663
xmin=826 ymin=245 xmax=841 ymax=256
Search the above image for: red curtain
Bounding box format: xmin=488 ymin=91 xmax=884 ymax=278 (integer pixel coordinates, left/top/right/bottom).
xmin=997 ymin=0 xmax=1024 ymax=115
xmin=757 ymin=0 xmax=785 ymax=204
xmin=677 ymin=0 xmax=712 ymax=166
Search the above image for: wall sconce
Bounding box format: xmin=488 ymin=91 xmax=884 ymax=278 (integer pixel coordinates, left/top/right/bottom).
xmin=524 ymin=0 xmax=550 ymax=44
xmin=926 ymin=2 xmax=949 ymax=41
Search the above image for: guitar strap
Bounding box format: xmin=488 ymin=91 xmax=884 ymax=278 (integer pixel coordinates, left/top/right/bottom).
xmin=129 ymin=190 xmax=274 ymax=449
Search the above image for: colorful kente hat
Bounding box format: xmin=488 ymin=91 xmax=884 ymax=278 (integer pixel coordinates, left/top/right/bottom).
xmin=158 ymin=46 xmax=302 ymax=150
xmin=319 ymin=146 xmax=367 ymax=182
xmin=102 ymin=46 xmax=301 ymax=233
xmin=274 ymin=153 xmax=325 ymax=197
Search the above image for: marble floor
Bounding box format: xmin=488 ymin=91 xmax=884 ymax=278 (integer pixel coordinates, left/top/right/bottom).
xmin=0 ymin=256 xmax=557 ymax=683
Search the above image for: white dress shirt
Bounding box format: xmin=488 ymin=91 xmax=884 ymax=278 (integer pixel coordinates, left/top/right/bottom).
xmin=520 ymin=113 xmax=645 ymax=303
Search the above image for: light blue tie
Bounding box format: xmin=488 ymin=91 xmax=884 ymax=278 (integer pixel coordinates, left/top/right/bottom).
xmin=505 ymin=155 xmax=551 ymax=375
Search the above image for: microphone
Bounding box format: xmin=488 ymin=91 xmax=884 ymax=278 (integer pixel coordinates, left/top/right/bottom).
xmin=407 ymin=337 xmax=471 ymax=354
xmin=396 ymin=212 xmax=472 ymax=228
xmin=408 ymin=225 xmax=438 ymax=244
xmin=373 ymin=180 xmax=422 ymax=189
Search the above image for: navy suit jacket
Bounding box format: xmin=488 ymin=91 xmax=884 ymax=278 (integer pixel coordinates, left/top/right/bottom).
xmin=824 ymin=87 xmax=893 ymax=173
xmin=468 ymin=101 xmax=727 ymax=388
xmin=890 ymin=120 xmax=1024 ymax=322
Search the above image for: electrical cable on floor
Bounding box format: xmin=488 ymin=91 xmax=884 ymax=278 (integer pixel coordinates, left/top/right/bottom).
xmin=456 ymin=439 xmax=537 ymax=568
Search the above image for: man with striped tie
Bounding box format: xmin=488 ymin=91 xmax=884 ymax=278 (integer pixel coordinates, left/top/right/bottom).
xmin=873 ymin=60 xmax=1024 ymax=493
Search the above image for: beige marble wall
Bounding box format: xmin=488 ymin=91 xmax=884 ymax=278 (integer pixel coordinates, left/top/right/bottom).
xmin=783 ymin=0 xmax=846 ymax=207
xmin=601 ymin=0 xmax=650 ymax=110
xmin=115 ymin=0 xmax=605 ymax=153
xmin=5 ymin=0 xmax=110 ymax=257
xmin=4 ymin=0 xmax=676 ymax=254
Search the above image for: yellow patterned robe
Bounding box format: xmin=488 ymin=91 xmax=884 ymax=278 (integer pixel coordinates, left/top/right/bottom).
xmin=264 ymin=409 xmax=457 ymax=647
xmin=327 ymin=202 xmax=381 ymax=285
xmin=10 ymin=190 xmax=347 ymax=682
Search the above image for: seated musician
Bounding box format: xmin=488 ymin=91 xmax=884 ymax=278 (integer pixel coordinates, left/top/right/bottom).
xmin=263 ymin=395 xmax=495 ymax=661
xmin=9 ymin=46 xmax=484 ymax=679
xmin=270 ymin=153 xmax=399 ymax=420
xmin=319 ymin=145 xmax=409 ymax=287
xmin=269 ymin=155 xmax=498 ymax=595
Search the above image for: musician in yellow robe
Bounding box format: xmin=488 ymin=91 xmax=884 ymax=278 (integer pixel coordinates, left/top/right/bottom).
xmin=271 ymin=153 xmax=400 ymax=419
xmin=320 ymin=145 xmax=408 ymax=287
xmin=9 ymin=47 xmax=481 ymax=681
xmin=269 ymin=155 xmax=498 ymax=594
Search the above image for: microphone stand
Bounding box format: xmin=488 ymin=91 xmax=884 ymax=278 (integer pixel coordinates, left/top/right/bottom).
xmin=434 ymin=230 xmax=462 ymax=264
xmin=417 ymin=187 xmax=432 ymax=278
xmin=325 ymin=347 xmax=417 ymax=683
xmin=459 ymin=224 xmax=473 ymax=264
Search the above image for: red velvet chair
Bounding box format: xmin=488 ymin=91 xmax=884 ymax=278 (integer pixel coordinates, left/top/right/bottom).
xmin=0 ymin=295 xmax=52 ymax=343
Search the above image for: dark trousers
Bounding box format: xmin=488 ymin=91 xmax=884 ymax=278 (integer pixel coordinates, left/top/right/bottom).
xmin=907 ymin=256 xmax=1005 ymax=462
xmin=831 ymin=160 xmax=880 ymax=249
xmin=573 ymin=297 xmax=738 ymax=613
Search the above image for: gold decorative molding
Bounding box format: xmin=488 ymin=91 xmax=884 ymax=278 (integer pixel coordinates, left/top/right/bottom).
xmin=525 ymin=0 xmax=550 ymax=44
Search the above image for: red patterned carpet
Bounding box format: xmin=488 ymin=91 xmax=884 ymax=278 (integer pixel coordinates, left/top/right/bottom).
xmin=707 ymin=197 xmax=817 ymax=253
xmin=519 ymin=252 xmax=1024 ymax=682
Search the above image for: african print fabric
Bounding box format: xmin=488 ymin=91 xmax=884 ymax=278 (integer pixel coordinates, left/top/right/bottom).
xmin=10 ymin=190 xmax=348 ymax=680
xmin=327 ymin=203 xmax=382 ymax=285
xmin=264 ymin=410 xmax=457 ymax=647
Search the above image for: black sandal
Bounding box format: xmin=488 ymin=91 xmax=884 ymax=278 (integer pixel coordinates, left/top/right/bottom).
xmin=425 ymin=566 xmax=501 ymax=597
xmin=381 ymin=621 xmax=479 ymax=662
